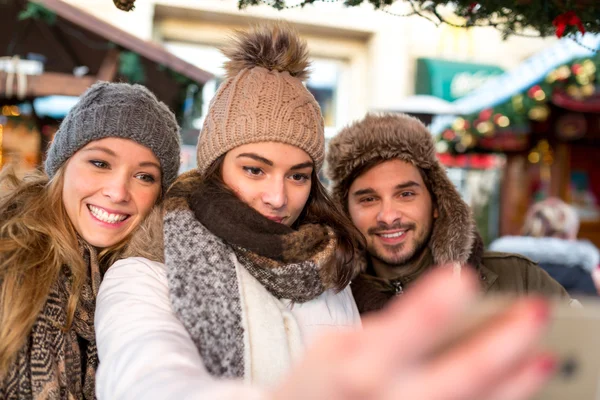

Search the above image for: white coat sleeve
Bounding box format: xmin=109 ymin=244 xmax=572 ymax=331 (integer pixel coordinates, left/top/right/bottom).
xmin=95 ymin=257 xmax=266 ymax=400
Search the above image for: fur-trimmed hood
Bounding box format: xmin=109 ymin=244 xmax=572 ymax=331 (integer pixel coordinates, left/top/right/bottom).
xmin=490 ymin=236 xmax=600 ymax=272
xmin=122 ymin=206 xmax=165 ymax=262
xmin=326 ymin=113 xmax=475 ymax=267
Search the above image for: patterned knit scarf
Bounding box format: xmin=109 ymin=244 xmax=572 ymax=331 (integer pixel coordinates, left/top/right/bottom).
xmin=163 ymin=171 xmax=339 ymax=379
xmin=1 ymin=241 xmax=101 ymax=400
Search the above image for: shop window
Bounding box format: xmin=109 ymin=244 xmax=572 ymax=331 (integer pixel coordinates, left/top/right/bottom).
xmin=306 ymin=58 xmax=340 ymax=129
xmin=0 ymin=105 xmax=43 ymax=177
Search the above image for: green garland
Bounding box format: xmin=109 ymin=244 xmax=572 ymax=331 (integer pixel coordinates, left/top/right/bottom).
xmin=238 ymin=0 xmax=600 ymax=39
xmin=19 ymin=2 xmax=57 ymax=25
xmin=118 ymin=51 xmax=146 ymax=84
xmin=157 ymin=65 xmax=204 ymax=129
xmin=437 ymin=52 xmax=600 ymax=154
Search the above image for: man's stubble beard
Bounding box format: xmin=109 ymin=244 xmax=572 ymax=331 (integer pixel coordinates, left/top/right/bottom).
xmin=368 ymin=219 xmax=435 ymax=269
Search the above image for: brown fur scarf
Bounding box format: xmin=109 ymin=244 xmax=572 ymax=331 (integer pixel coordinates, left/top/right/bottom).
xmin=129 ymin=170 xmax=341 ymax=378
xmin=123 ymin=170 xmax=341 ymax=290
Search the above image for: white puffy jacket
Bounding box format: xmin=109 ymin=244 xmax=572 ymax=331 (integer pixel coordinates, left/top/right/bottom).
xmin=95 ymin=256 xmax=360 ymax=400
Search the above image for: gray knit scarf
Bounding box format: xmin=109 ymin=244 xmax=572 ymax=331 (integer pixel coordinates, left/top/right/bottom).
xmin=163 ymin=171 xmax=339 ymax=379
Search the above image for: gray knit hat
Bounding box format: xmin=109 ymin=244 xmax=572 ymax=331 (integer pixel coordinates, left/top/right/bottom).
xmin=45 ymin=82 xmax=181 ymax=194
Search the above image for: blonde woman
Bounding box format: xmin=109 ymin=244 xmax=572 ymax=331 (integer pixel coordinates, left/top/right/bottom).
xmin=491 ymin=197 xmax=599 ymax=297
xmin=0 ymin=82 xmax=181 ymax=399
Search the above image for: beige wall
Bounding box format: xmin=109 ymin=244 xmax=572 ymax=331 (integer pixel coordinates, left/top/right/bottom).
xmin=63 ymin=0 xmax=155 ymax=39
xmin=64 ymin=0 xmax=558 ymax=130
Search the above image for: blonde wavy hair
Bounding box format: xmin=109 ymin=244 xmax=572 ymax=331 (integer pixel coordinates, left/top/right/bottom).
xmin=0 ymin=165 xmax=128 ymax=374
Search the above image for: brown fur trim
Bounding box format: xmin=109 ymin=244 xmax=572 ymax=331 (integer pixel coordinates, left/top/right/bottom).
xmin=467 ymin=229 xmax=485 ymax=268
xmin=427 ymin=163 xmax=474 ymax=265
xmin=121 ymin=170 xmax=206 ymax=262
xmin=326 ymin=114 xmax=437 ymax=205
xmin=164 ymin=169 xmax=203 ymax=211
xmin=315 ymin=237 xmax=341 ymax=289
xmin=186 ymin=176 xmax=335 ymax=268
xmin=326 ymin=113 xmax=475 ymax=265
xmin=222 ymin=23 xmax=310 ymax=81
xmin=121 ymin=206 xmax=165 ymax=262
xmin=280 ymin=224 xmax=330 ymax=263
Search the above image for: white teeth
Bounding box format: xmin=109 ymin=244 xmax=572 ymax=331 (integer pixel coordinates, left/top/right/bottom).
xmin=88 ymin=205 xmax=128 ymax=224
xmin=380 ymin=231 xmax=406 ymax=239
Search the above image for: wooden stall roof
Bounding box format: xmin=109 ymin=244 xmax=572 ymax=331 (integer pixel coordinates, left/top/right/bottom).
xmin=0 ymin=0 xmax=213 ymax=109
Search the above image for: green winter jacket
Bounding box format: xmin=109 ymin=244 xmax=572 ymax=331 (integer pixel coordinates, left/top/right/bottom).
xmin=351 ymin=250 xmax=571 ymax=315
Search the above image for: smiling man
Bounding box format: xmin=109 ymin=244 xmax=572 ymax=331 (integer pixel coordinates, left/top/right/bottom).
xmin=327 ymin=113 xmax=571 ymax=314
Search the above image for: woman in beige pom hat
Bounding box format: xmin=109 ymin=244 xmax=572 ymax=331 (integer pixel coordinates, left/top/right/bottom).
xmin=95 ymin=23 xmax=556 ymax=400
xmin=95 ymin=22 xmax=366 ymax=397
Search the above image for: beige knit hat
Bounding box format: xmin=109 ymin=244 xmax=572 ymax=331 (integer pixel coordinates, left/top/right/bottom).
xmin=196 ymin=23 xmax=325 ymax=175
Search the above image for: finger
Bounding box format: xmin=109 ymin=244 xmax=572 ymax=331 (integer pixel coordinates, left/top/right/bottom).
xmin=340 ymin=267 xmax=480 ymax=396
xmin=593 ymin=268 xmax=600 ymax=295
xmin=386 ymin=353 xmax=555 ymax=400
xmin=411 ymin=298 xmax=550 ymax=400
xmin=485 ymin=353 xmax=556 ymax=400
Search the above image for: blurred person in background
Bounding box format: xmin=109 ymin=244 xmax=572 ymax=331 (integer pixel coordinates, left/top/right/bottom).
xmin=491 ymin=197 xmax=600 ymax=297
xmin=0 ymin=82 xmax=181 ymax=399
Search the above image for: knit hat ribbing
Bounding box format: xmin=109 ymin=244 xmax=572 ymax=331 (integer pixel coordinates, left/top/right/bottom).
xmin=196 ymin=23 xmax=324 ymax=175
xmin=44 ymin=82 xmax=181 ymax=194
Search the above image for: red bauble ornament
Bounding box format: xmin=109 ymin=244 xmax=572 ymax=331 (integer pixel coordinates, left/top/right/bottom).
xmin=443 ymin=130 xmax=457 ymax=141
xmin=528 ymin=85 xmax=542 ymax=98
xmin=467 ymin=2 xmax=480 ymax=13
xmin=479 ymin=109 xmax=493 ymax=121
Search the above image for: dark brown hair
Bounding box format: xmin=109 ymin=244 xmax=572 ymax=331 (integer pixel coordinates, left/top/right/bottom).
xmin=203 ymin=155 xmax=365 ymax=291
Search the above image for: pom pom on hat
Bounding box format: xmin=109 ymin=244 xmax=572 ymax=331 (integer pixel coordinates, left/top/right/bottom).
xmin=197 ymin=23 xmax=324 ymax=175
xmin=222 ymin=23 xmax=311 ymax=81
